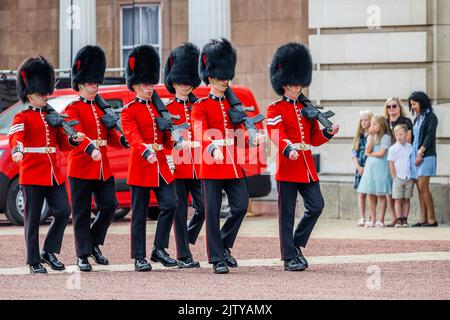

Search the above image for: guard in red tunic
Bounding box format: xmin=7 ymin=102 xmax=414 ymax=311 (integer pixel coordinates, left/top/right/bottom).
xmin=267 ymin=43 xmax=340 ymax=271
xmin=10 ymin=56 xmax=85 ymax=273
xmin=191 ymin=38 xmax=265 ymax=274
xmin=121 ymin=45 xmax=179 ymax=272
xmin=65 ymin=45 xmax=129 ymax=272
xmin=163 ymin=43 xmax=203 ymax=268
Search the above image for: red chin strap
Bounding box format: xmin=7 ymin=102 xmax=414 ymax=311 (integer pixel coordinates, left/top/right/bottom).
xmin=77 ymin=60 xmax=81 ymax=70
xmin=129 ymin=57 xmax=135 ymax=72
xmin=169 ymin=55 xmax=174 ymax=69
xmin=202 ymin=53 xmax=208 ymax=66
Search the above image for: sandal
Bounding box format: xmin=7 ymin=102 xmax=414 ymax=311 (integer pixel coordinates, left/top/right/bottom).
xmin=411 ymin=222 xmax=426 ymax=227
xmin=365 ymin=221 xmax=375 ymax=228
xmin=357 ymin=218 xmax=365 ymax=227
xmin=375 ymin=221 xmax=385 ymax=228
xmin=423 ymin=222 xmax=438 ymax=227
xmin=402 ymin=218 xmax=409 ymax=228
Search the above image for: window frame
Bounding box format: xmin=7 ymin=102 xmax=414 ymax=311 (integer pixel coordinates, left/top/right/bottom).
xmin=119 ymin=3 xmax=162 ymax=72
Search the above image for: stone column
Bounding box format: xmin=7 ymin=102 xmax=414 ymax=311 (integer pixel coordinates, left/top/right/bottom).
xmin=434 ymin=0 xmax=450 ymax=103
xmin=188 ymin=0 xmax=231 ymax=48
xmin=59 ymin=0 xmax=97 ymax=71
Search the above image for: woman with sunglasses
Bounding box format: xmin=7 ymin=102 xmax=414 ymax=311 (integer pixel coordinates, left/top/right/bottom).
xmin=383 ymin=98 xmax=413 ymax=227
xmin=408 ymin=92 xmax=438 ymax=227
xmin=384 ymin=98 xmax=413 ymax=143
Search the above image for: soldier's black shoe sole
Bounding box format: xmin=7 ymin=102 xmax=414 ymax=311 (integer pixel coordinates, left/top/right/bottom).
xmin=213 ymin=266 xmax=230 ymax=274
xmin=29 ymin=266 xmax=48 ymax=274
xmin=284 ymin=265 xmax=306 ymax=271
xmin=91 ymin=255 xmax=109 ymax=265
xmin=77 ymin=262 xmax=93 ymax=272
xmin=135 ymin=265 xmax=152 ymax=272
xmin=41 ymin=258 xmax=65 ymax=271
xmin=150 ymin=256 xmax=178 ymax=267
xmin=178 ymin=260 xmax=201 ymax=268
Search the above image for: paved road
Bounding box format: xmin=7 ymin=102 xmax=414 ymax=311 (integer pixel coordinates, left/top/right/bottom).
xmin=0 ymin=216 xmax=449 ymax=299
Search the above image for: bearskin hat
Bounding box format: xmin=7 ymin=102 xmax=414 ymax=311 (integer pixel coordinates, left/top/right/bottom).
xmin=270 ymin=42 xmax=313 ymax=96
xmin=199 ymin=38 xmax=237 ymax=85
xmin=71 ymin=45 xmax=106 ymax=91
xmin=125 ymin=45 xmax=160 ymax=91
xmin=16 ymin=56 xmax=55 ymax=103
xmin=164 ymin=43 xmax=201 ymax=94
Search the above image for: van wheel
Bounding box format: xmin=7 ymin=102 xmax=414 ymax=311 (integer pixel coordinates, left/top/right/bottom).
xmin=5 ymin=178 xmax=49 ymax=226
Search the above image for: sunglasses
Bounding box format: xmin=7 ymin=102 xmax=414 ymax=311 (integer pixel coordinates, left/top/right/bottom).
xmin=387 ymin=104 xmax=398 ymax=109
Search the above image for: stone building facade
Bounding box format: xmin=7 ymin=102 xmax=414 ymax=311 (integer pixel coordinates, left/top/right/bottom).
xmin=1 ymin=0 xmax=449 ymax=222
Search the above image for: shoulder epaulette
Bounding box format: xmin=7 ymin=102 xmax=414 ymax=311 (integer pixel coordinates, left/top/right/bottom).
xmin=270 ymin=99 xmax=283 ymax=106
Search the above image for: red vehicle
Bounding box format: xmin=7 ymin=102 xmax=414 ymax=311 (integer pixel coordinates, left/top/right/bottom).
xmin=0 ymin=84 xmax=271 ymax=225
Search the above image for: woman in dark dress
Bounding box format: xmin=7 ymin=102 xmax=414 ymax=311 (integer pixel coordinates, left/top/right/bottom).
xmin=408 ymin=92 xmax=438 ymax=227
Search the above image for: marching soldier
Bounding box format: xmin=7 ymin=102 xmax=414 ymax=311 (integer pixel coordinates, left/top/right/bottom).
xmin=191 ymin=38 xmax=265 ymax=274
xmin=163 ymin=43 xmax=203 ymax=268
xmin=121 ymin=45 xmax=178 ymax=272
xmin=65 ymin=45 xmax=129 ymax=272
xmin=267 ymin=43 xmax=340 ymax=271
xmin=10 ymin=56 xmax=85 ymax=273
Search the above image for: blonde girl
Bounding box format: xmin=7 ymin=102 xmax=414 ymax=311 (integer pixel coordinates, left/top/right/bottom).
xmin=352 ymin=110 xmax=373 ymax=226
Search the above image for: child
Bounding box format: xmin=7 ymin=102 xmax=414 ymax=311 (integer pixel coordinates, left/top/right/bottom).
xmin=357 ymin=115 xmax=392 ymax=227
xmin=387 ymin=124 xmax=414 ymax=227
xmin=352 ymin=110 xmax=373 ymax=226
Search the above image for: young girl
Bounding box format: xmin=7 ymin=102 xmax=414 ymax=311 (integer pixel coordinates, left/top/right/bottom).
xmin=357 ymin=115 xmax=392 ymax=227
xmin=352 ymin=110 xmax=373 ymax=226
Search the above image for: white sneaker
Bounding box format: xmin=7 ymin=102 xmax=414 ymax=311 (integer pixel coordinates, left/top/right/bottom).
xmin=357 ymin=218 xmax=365 ymax=227
xmin=365 ymin=221 xmax=375 ymax=228
xmin=375 ymin=221 xmax=385 ymax=228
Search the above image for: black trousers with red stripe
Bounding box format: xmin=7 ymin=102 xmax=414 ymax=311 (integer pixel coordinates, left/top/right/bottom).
xmin=21 ymin=183 xmax=70 ymax=265
xmin=130 ymin=176 xmax=177 ymax=259
xmin=277 ymin=180 xmax=324 ymax=261
xmin=174 ymin=178 xmax=204 ymax=259
xmin=202 ymin=179 xmax=249 ymax=264
xmin=69 ymin=176 xmax=117 ymax=258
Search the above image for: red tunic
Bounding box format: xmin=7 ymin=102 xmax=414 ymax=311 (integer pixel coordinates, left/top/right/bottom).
xmin=121 ymin=98 xmax=174 ymax=187
xmin=266 ymin=96 xmax=334 ymax=183
xmin=164 ymin=98 xmax=201 ymax=180
xmin=64 ymin=98 xmax=126 ymax=180
xmin=190 ymin=94 xmax=250 ymax=180
xmin=9 ymin=106 xmax=74 ymax=186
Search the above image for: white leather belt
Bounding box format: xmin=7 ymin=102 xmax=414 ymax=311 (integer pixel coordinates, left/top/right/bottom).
xmin=23 ymin=147 xmax=56 ymax=154
xmin=213 ymin=138 xmax=234 ymax=146
xmin=145 ymin=143 xmax=164 ymax=151
xmin=91 ymin=139 xmax=107 ymax=147
xmin=290 ymin=143 xmax=311 ymax=151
